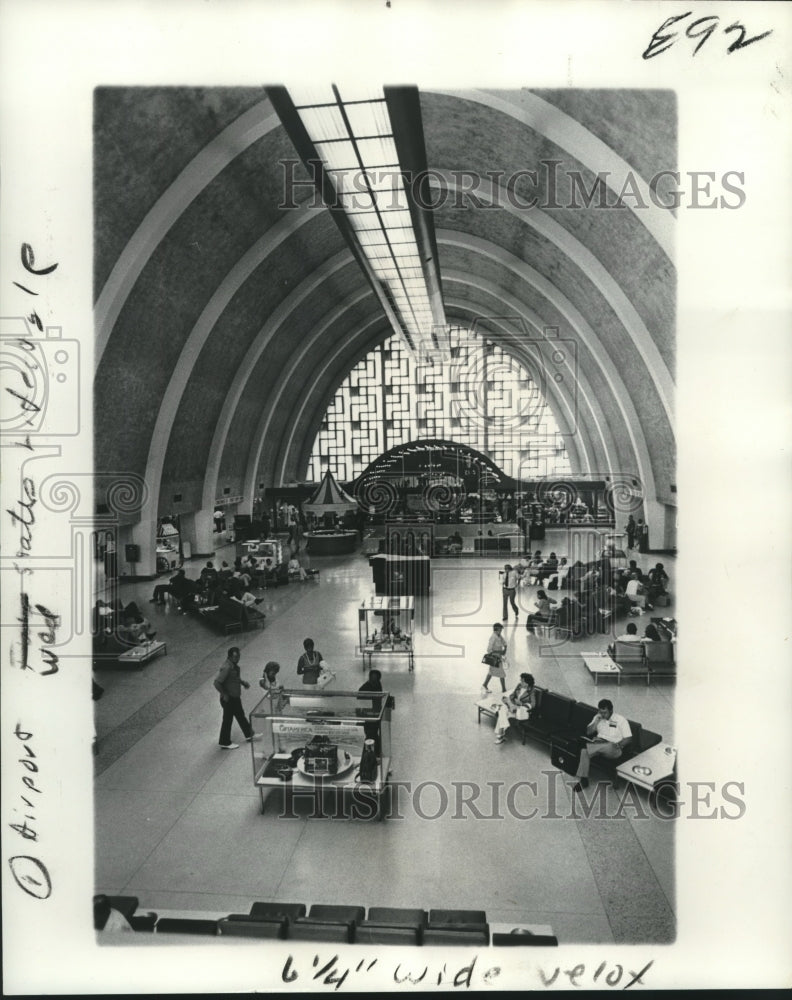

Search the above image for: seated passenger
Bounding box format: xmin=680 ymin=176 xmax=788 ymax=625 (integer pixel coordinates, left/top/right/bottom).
xmin=607 ymin=621 xmax=641 ymax=657
xmin=288 ymin=557 xmax=307 ymax=580
xmin=547 ymin=556 xmax=569 ymax=590
xmin=199 ymin=560 xmax=218 ymax=590
xmin=572 ymin=699 xmax=632 ymax=792
xmin=525 ymin=590 xmax=557 ymax=632
xmin=493 ymin=673 xmax=537 ymax=744
xmin=627 ymin=559 xmax=644 ymax=580
xmin=537 ymin=552 xmax=559 ymax=586
xmin=556 ymin=596 xmax=583 ymax=636
xmin=230 ymin=586 xmax=263 ymax=607
xmin=625 ymin=572 xmax=650 ymax=609
xmin=447 ymin=531 xmax=463 ymax=555
xmin=526 ymin=550 xmax=544 ymax=583
xmin=646 ymin=563 xmax=669 ymax=602
xmin=123 ymin=613 xmax=153 ymax=645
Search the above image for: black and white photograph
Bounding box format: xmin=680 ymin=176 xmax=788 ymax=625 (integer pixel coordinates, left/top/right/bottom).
xmin=1 ymin=0 xmax=790 ymax=993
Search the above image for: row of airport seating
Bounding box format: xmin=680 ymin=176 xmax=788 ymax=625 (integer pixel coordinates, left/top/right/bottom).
xmin=192 ymin=596 xmax=266 ymax=635
xmin=101 ymin=898 xmax=558 ymax=946
xmin=477 ymin=685 xmax=663 ymax=785
xmin=610 ymin=639 xmax=676 ymax=683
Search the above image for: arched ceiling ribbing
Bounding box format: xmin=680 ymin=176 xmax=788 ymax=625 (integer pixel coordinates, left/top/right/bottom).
xmin=94 ymin=86 xmax=676 ymax=526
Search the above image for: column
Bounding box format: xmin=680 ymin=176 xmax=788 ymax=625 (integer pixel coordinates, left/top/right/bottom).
xmin=181 ymin=508 xmax=215 ymax=559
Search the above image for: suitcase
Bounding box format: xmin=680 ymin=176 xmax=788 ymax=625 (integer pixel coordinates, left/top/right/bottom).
xmin=551 ymin=735 xmax=581 ymax=776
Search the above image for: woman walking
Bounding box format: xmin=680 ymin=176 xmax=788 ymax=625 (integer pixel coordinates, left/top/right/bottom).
xmin=481 ymin=622 xmax=508 ymax=693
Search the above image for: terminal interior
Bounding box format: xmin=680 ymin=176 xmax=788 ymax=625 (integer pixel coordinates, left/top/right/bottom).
xmin=92 ymin=85 xmax=677 ymax=945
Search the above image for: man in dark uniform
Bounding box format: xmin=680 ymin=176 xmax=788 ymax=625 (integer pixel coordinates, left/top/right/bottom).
xmin=358 ymin=669 xmax=384 ymax=755
xmin=213 ymin=647 xmax=254 ymax=749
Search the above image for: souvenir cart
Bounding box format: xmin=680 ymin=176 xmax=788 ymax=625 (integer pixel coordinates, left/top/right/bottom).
xmin=250 ymin=689 xmax=393 ymax=819
xmin=358 ymin=595 xmax=415 ymax=671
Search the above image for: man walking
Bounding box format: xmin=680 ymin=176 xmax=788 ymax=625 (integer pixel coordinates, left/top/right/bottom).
xmin=501 ymin=564 xmax=519 ymax=621
xmin=214 ymin=646 xmax=254 ymax=749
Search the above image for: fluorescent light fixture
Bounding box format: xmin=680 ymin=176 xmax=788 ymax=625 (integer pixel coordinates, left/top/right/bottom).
xmin=286 ymin=86 xmax=443 ymax=358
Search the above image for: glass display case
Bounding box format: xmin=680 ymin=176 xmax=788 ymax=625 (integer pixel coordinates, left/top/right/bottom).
xmin=238 ymin=537 xmax=284 ymax=563
xmin=358 ymin=595 xmax=415 ymax=671
xmin=155 ymin=519 xmax=181 ymax=574
xmin=250 ymin=688 xmax=393 ymax=818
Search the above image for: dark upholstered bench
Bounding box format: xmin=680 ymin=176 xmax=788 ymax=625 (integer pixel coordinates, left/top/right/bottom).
xmin=549 ymin=699 xmax=662 ymax=781
xmin=195 ymin=597 xmax=265 ymax=633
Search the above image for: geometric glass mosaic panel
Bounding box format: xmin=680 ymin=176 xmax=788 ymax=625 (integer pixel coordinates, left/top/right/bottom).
xmin=306 ymin=327 xmax=572 ymax=482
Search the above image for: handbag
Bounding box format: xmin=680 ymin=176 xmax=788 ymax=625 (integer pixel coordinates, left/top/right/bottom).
xmin=515 ymin=706 xmax=530 ymax=721
xmin=482 ymin=652 xmax=500 ymax=667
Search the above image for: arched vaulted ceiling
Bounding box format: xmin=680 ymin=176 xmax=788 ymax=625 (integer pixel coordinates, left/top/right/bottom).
xmin=94 ymin=85 xmax=676 ymax=544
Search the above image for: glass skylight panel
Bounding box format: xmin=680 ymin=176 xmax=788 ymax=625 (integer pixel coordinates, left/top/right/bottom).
xmin=377 ymin=209 xmax=412 ymax=229
xmin=347 ymin=212 xmax=384 ymax=232
xmin=288 ymin=85 xmax=443 ymax=356
xmin=299 ymin=106 xmax=349 ymax=142
xmin=393 ymin=256 xmax=422 ymax=271
xmin=315 ymin=140 xmax=358 ymax=172
xmin=344 ymin=100 xmax=391 ymax=138
xmin=334 ymin=84 xmax=386 ymax=104
xmin=356 ymin=230 xmax=391 ymax=247
xmin=399 ymin=277 xmax=426 ymax=292
xmin=343 ymin=191 xmax=376 ymax=212
xmin=384 ymin=228 xmax=414 ymax=244
xmin=364 ymin=169 xmax=403 ymax=193
xmin=355 ymin=136 xmax=399 ymax=167
xmin=376 ymin=186 xmax=409 ymax=211
xmin=288 ymin=85 xmax=337 ymax=108
xmin=366 ymin=243 xmax=397 ymax=260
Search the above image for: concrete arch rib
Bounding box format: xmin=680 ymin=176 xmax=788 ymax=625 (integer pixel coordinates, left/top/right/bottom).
xmin=437 ymin=235 xmax=659 ymax=503
xmin=260 ymin=274 xmax=624 ymax=491
xmin=140 ymin=202 xmax=323 ymax=525
xmin=250 ymin=312 xmax=387 ymax=493
xmin=94 ymin=99 xmax=281 ymax=372
xmin=265 ymin=288 xmax=598 ymax=491
xmin=441 ymin=304 xmax=596 ymax=476
xmin=275 ymin=310 xmax=590 ymax=490
xmin=202 ymin=253 xmax=373 ymax=510
xmin=430 ymin=88 xmax=674 ymax=263
xmin=442 ymin=290 xmax=608 ymax=478
xmin=433 ymin=172 xmax=675 ymax=429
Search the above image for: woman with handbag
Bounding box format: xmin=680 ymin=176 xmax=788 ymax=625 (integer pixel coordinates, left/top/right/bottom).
xmin=481 ymin=622 xmax=508 ymax=693
xmin=494 ymin=673 xmax=537 ymax=744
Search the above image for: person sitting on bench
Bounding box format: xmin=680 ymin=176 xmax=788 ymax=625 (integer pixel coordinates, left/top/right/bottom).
xmin=625 ymin=572 xmax=652 ymax=610
xmin=572 ymin=699 xmax=632 ymax=792
xmin=447 ymin=531 xmax=463 ymax=555
xmin=493 ymin=673 xmax=537 ymax=745
xmin=525 ymin=590 xmax=557 ymax=632
xmin=288 ymin=557 xmax=308 ymax=580
xmin=607 ymin=621 xmax=641 ymax=656
xmin=646 ymin=563 xmax=669 ymax=602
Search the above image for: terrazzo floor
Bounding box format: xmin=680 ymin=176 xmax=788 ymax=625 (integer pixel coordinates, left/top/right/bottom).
xmin=93 ymin=530 xmax=676 ymax=944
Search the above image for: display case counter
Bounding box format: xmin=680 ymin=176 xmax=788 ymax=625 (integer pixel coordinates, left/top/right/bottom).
xmin=237 ymin=537 xmax=284 ymax=563
xmin=358 ymin=596 xmax=415 ymax=672
xmin=304 ymin=530 xmax=358 ymax=555
xmin=250 ymin=689 xmax=392 ymax=819
xmin=368 ymin=553 xmax=430 ymax=595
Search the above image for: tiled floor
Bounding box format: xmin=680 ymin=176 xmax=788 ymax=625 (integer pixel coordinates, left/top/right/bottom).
xmin=94 ymin=531 xmax=676 ymax=943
